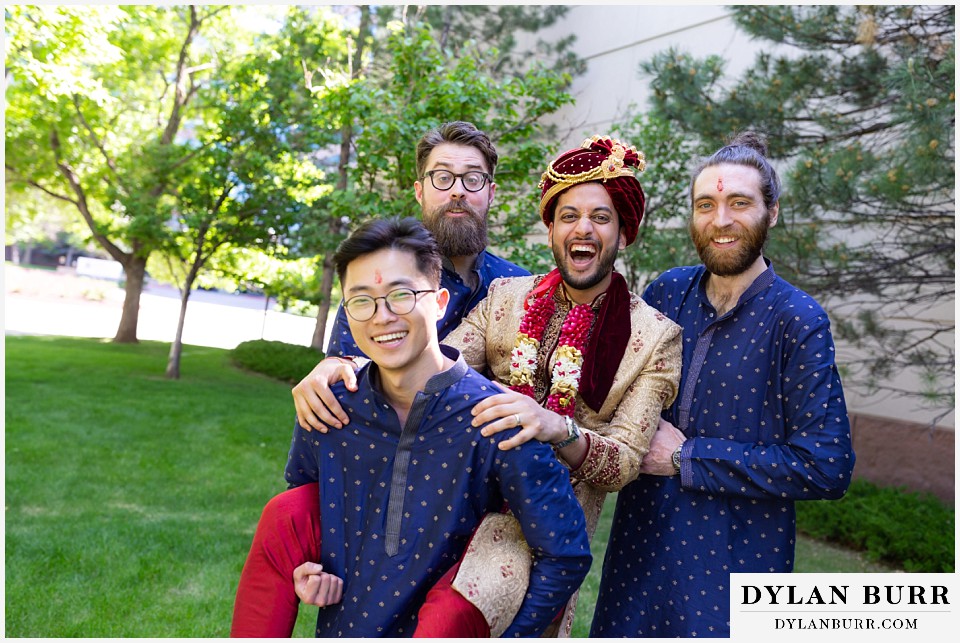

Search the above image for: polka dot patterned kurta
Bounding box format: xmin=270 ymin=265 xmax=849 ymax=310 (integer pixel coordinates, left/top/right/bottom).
xmin=285 ymin=347 xmax=591 ymax=638
xmin=591 ymin=263 xmax=855 ymax=638
xmin=326 ymin=250 xmax=528 ymax=358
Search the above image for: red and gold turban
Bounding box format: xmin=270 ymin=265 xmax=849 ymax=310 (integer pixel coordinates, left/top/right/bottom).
xmin=538 ymin=136 xmax=646 ymax=246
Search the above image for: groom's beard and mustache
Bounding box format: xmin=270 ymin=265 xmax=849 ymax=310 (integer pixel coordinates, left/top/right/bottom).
xmin=423 ymin=199 xmax=489 ymax=258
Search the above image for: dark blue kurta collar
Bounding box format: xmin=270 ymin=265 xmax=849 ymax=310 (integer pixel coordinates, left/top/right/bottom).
xmin=363 ymin=344 xmax=468 ymax=399
xmin=694 ymin=258 xmax=777 ymax=319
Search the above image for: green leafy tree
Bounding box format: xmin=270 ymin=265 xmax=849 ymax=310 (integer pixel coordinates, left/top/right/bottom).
xmin=157 ymin=143 xmax=328 ymax=379
xmin=610 ymin=113 xmax=699 ymax=291
xmin=290 ymin=7 xmax=579 ymax=349
xmin=639 ymin=5 xmax=955 ymax=416
xmin=409 ymin=4 xmax=583 ymax=77
xmin=300 ymin=5 xmax=373 ymax=350
xmin=5 ymin=182 xmax=94 ymax=264
xmin=5 ymin=5 xmax=236 ymax=342
xmin=148 ymin=10 xmax=347 ymax=379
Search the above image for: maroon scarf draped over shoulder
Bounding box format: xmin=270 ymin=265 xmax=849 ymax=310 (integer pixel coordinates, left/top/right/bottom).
xmin=579 ymin=272 xmax=630 ymax=412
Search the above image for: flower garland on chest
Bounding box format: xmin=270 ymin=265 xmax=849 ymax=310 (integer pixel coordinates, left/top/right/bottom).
xmin=508 ymin=278 xmax=596 ymax=418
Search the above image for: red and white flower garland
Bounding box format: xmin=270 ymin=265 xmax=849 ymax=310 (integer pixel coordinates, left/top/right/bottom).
xmin=508 ymin=289 xmax=595 ymax=417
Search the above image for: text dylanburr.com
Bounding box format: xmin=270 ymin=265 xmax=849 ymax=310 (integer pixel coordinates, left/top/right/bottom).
xmin=731 ymin=573 xmax=957 ymax=640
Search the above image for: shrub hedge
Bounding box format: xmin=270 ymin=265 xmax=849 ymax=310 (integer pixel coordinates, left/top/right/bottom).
xmin=231 ymin=339 xmax=324 ymax=385
xmin=796 ymin=479 xmax=954 ymax=573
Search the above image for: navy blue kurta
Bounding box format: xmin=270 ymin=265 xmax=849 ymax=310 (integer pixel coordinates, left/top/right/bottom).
xmin=326 ymin=250 xmax=528 ymax=358
xmin=591 ymin=262 xmax=855 ymax=637
xmin=286 ymin=347 xmax=591 ymax=637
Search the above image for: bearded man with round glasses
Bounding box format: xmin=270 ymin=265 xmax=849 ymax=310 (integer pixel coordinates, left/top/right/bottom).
xmin=317 ymin=121 xmax=529 ymax=376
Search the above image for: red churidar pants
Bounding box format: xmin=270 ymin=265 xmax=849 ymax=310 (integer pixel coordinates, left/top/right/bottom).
xmin=230 ymin=482 xmax=489 ymax=637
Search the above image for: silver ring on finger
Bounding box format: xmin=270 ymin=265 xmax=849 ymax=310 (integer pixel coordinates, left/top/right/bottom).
xmin=514 ymin=413 xmax=522 ymax=428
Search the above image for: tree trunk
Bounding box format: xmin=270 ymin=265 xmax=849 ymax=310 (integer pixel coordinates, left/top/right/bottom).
xmin=310 ymin=6 xmax=370 ymax=353
xmin=165 ymin=220 xmax=218 ymax=378
xmin=165 ymin=285 xmax=192 ymax=379
xmin=310 ymin=254 xmax=336 ymax=351
xmin=114 ymin=254 xmax=147 ymax=343
xmin=49 ymin=127 xmax=152 ymax=344
xmin=45 ymin=7 xmax=205 ymax=346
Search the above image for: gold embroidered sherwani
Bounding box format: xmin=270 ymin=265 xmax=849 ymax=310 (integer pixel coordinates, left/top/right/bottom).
xmin=443 ymin=274 xmax=682 ymax=636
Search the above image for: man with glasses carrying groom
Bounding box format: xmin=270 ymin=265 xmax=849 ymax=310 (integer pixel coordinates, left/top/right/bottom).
xmin=231 ymin=216 xmax=591 ymax=637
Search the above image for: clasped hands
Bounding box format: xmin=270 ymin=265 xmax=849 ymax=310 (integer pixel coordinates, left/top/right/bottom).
xmin=293 ymin=562 xmax=343 ymax=607
xmin=637 ymin=417 xmax=686 ymax=476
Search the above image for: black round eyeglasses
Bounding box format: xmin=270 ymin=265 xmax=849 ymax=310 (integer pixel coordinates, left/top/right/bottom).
xmin=343 ymin=288 xmax=437 ymax=322
xmin=422 ymin=170 xmax=491 ymax=193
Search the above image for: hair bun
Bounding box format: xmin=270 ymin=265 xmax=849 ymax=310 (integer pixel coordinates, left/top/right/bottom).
xmin=727 ymin=131 xmax=769 ymax=158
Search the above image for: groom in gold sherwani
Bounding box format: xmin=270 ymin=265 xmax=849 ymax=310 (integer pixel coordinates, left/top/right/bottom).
xmin=240 ymin=136 xmax=682 ymax=638
xmin=430 ymin=136 xmax=682 ymax=636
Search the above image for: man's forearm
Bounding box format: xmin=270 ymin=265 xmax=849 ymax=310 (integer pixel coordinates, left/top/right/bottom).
xmin=498 ymin=442 xmax=592 ymax=636
xmin=500 ymin=551 xmax=592 ymax=637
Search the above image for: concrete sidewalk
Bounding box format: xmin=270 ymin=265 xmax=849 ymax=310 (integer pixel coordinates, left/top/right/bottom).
xmin=5 ymin=293 xmax=322 ymax=349
xmin=4 ymin=267 xmax=326 ymax=350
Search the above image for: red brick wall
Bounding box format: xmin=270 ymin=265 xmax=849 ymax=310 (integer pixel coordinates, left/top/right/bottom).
xmin=850 ymin=412 xmax=954 ymax=504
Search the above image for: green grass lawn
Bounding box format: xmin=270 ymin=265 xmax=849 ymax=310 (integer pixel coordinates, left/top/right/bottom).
xmin=5 ymin=336 xmax=303 ymax=637
xmin=5 ymin=335 xmax=893 ymax=637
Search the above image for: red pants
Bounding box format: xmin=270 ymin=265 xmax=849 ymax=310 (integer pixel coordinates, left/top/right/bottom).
xmin=231 ymin=483 xmax=321 ymax=637
xmin=414 ymin=560 xmax=491 ymax=637
xmin=230 ymin=483 xmax=489 ymax=637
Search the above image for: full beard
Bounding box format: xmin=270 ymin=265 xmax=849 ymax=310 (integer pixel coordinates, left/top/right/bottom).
xmin=553 ymin=240 xmax=619 ymax=292
xmin=690 ymin=210 xmax=770 ymax=277
xmin=423 ymin=200 xmax=488 ymax=258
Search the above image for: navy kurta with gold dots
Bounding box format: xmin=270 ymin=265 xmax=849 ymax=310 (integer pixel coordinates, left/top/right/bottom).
xmin=591 ymin=262 xmax=855 ymax=638
xmin=285 ymin=347 xmax=591 ymax=637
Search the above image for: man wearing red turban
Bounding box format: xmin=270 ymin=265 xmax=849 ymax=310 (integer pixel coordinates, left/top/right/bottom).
xmin=241 ymin=136 xmax=683 ymax=637
xmin=421 ymin=136 xmax=676 ymax=636
xmin=539 ymin=135 xmax=647 ymax=244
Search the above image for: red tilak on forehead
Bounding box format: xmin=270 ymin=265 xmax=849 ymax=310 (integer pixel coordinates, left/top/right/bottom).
xmin=374 ymin=269 xmax=382 ymax=284
xmin=717 ymin=177 xmax=724 ymax=192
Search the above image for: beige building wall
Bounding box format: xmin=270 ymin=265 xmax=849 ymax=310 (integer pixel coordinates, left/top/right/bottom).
xmin=532 ymin=5 xmax=754 ymax=145
xmin=524 ymin=4 xmax=954 ymax=500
